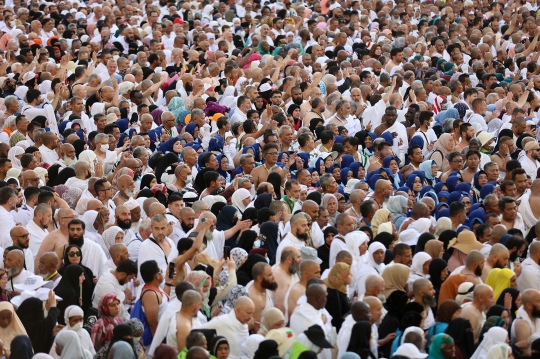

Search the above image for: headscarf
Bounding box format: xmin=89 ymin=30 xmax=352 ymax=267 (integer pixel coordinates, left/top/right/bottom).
xmin=346 ymin=321 xmax=375 ymax=359
xmin=445 ymin=318 xmax=476 ymax=359
xmin=10 ymin=335 xmax=33 ymax=359
xmin=425 ymin=240 xmax=444 ymax=259
xmin=17 ymin=297 xmax=58 ymax=353
xmin=0 ymin=302 xmax=27 ymax=355
xmin=231 ymin=188 xmax=251 ymax=214
xmin=433 ymin=133 xmax=454 ymax=158
xmin=91 ymin=294 xmax=123 ymax=350
xmin=471 ymin=328 xmax=509 ymax=359
xmin=438 ymin=274 xmax=467 ymax=306
xmin=479 ymin=316 xmax=507 ymax=343
xmin=109 ymin=341 xmax=136 ymax=359
xmin=371 ymin=209 xmax=391 ymax=237
xmin=411 ymin=252 xmax=432 ymax=278
xmin=79 ymin=150 xmax=97 ymax=172
xmin=321 ymin=193 xmax=338 ymax=225
xmin=435 ymin=218 xmax=453 ymax=237
xmin=381 ymin=263 xmax=410 ymax=298
xmin=7 ymin=146 xmax=24 ymax=169
xmin=258 ymin=308 xmax=284 ymax=336
xmin=185 ymin=271 xmax=211 ymax=317
xmin=326 ymin=263 xmax=350 ymax=294
xmin=429 ymin=258 xmax=448 ymax=291
xmin=242 ymin=334 xmax=266 ymax=359
xmin=485 ymin=268 xmax=515 ymax=302
xmin=210 ymin=336 xmax=229 ymax=357
xmin=168 ymin=97 xmax=185 ymax=120
xmin=61 ymin=305 xmax=94 ymax=355
xmin=367 ymin=242 xmax=386 ymax=274
xmin=496 ymin=288 xmax=520 ymax=317
xmin=98 ymin=226 xmax=124 ymax=259
xmin=429 ymin=334 xmax=454 ymax=359
xmin=437 ymin=300 xmax=462 ymax=324
xmin=220 ymin=285 xmax=250 ymax=316
xmin=56 ymin=330 xmax=88 ymax=359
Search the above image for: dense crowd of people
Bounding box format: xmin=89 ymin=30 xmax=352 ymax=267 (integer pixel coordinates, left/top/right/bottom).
xmin=0 ymin=0 xmax=540 ymax=359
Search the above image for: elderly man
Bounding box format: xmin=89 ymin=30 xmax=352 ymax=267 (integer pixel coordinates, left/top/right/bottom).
xmin=5 ymin=249 xmax=32 ymax=291
xmin=36 ymin=252 xmax=61 ymax=287
xmin=10 ymin=225 xmax=35 ymax=273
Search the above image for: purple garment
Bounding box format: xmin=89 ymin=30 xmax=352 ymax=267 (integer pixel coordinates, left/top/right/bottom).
xmin=204 ymin=101 xmax=230 ymax=117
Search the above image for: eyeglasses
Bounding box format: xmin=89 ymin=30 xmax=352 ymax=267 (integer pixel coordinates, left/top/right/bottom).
xmin=99 ymin=187 xmax=113 ymax=192
xmin=68 ymin=252 xmax=81 ymax=257
xmin=62 ymin=216 xmax=78 ymax=220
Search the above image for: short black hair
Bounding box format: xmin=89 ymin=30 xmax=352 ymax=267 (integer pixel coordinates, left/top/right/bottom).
xmin=116 ymin=259 xmax=138 ymax=276
xmin=449 ymin=202 xmax=465 ymax=217
xmin=68 ymin=219 xmax=85 ymax=229
xmin=203 ymin=171 xmax=220 ymax=187
xmin=257 ymin=207 xmax=275 ymax=223
xmin=360 ymin=200 xmax=374 ymax=217
xmin=140 ymin=259 xmax=161 ymax=283
xmin=37 ymin=190 xmax=54 ymax=204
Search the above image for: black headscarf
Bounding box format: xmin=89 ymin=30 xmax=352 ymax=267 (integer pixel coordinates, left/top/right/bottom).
xmin=237 ymin=230 xmax=258 ymax=253
xmin=47 ymin=164 xmax=62 ymax=187
xmin=54 ymin=264 xmax=92 ymax=324
xmin=52 ymin=167 xmax=76 ymax=186
xmin=416 ymin=233 xmax=436 ymax=253
xmin=379 ymin=290 xmax=409 ymax=358
xmin=306 ymin=191 xmax=322 ymax=205
xmin=260 ymin=222 xmax=279 ymax=265
xmin=254 ymin=193 xmax=273 ymax=210
xmin=140 ymin=174 xmax=156 ymax=190
xmin=243 ymin=208 xmax=258 ymax=225
xmin=347 ymin=321 xmax=375 ymax=359
xmin=210 ymin=336 xmax=229 ymax=357
xmin=267 ymin=172 xmax=283 ymax=200
xmin=438 ymin=229 xmax=457 ymax=262
xmin=254 ymin=340 xmax=279 ymax=359
xmin=73 ymin=139 xmax=86 ymax=159
xmin=211 ymin=202 xmax=226 ymax=217
xmin=237 ymin=254 xmax=267 ymax=286
xmin=154 ymin=152 xmax=179 ymax=184
xmin=496 ymin=288 xmax=520 ymax=320
xmin=445 ymin=318 xmax=475 ymax=359
xmin=105 ymin=324 xmax=135 ymax=359
xmin=10 ymin=335 xmax=33 ymax=359
xmin=216 ymin=205 xmax=240 ymax=247
xmin=429 ymin=258 xmax=448 ymax=292
xmin=17 ymin=297 xmax=60 ymax=353
xmin=486 ymin=305 xmax=507 ymax=318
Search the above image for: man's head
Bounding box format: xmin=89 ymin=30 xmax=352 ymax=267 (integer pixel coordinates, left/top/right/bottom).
xmin=252 ymin=262 xmax=278 ymax=291
xmin=473 ymin=284 xmax=495 ymax=311
xmin=466 ymin=250 xmax=485 ymax=277
xmin=181 ymin=289 xmax=203 ymax=317
xmin=234 ymin=296 xmax=255 ymax=324
xmin=4 ymin=249 xmax=24 ymax=277
xmin=393 ymin=243 xmax=412 ymax=266
xmin=115 ymin=205 xmax=132 ymax=230
xmin=10 ymin=226 xmax=29 ymax=249
xmin=306 ymin=283 xmax=327 ymax=310
xmin=37 ymin=252 xmax=59 ymax=278
xmin=280 ymin=247 xmax=301 ymax=275
xmin=488 ymin=243 xmax=510 ymax=269
xmin=412 ymin=278 xmax=436 ymax=307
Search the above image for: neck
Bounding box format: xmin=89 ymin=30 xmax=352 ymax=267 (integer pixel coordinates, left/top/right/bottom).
xmin=253 ymin=281 xmax=265 ymax=292
xmin=411 ymin=160 xmax=421 ymax=167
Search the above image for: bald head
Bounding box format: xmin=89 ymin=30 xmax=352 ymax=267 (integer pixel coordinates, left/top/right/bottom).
xmin=473 ymin=283 xmax=493 ymax=301
xmin=148 ymin=202 xmax=166 ymax=217
xmin=115 ymin=205 xmax=129 ymax=216
xmin=302 ymin=200 xmax=318 ymax=213
xmin=522 ymin=289 xmax=540 ymax=308
xmin=350 ymin=300 xmax=371 ymax=321
xmin=39 ymin=252 xmax=59 ymax=274
xmin=143 ymin=197 xmax=158 ymax=216
xmin=109 ymin=243 xmax=127 ymax=258
xmin=489 ymin=243 xmax=509 ymax=257
xmin=491 ymin=224 xmax=507 ymax=241
xmin=10 ymin=226 xmax=28 ymax=239
xmin=182 ymin=289 xmax=202 ymax=307
xmin=87 ymin=199 xmax=104 ymax=211
xmin=306 ymin=283 xmax=327 ymax=309
xmin=117 ymin=175 xmax=134 ymax=191
xmin=186 ymin=347 xmax=210 ymax=359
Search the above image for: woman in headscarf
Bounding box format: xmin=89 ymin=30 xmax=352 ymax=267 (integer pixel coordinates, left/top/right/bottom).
xmin=97 ymin=226 xmax=124 ymax=260
xmin=58 ymin=245 xmax=95 ymax=300
xmin=7 ymin=145 xmax=23 ymax=169
xmin=381 ymin=263 xmax=410 ymax=298
xmin=383 ymin=156 xmax=403 ymax=188
xmin=90 ymin=294 xmax=123 ymax=351
xmin=237 ymin=253 xmax=267 ymax=286
xmin=438 ymin=274 xmax=467 ymax=306
xmin=17 ymin=297 xmax=60 ymax=353
xmin=495 ymin=288 xmax=520 ymax=322
xmin=258 ymin=308 xmax=285 ymax=336
xmin=185 ymin=271 xmax=213 ymax=319
xmin=431 ymin=133 xmax=456 ymax=171
xmin=356 ymin=242 xmax=386 ymax=296
xmin=260 ymin=222 xmax=280 ymax=265
xmin=168 ymin=97 xmax=185 ymax=122
xmin=94 ymin=323 xmax=136 ymax=359
xmin=55 ymin=330 xmax=93 ymax=359
xmin=445 ymin=318 xmax=475 ymax=359
xmin=371 ymin=209 xmax=391 ymax=237
xmin=485 ymin=268 xmax=517 ymax=302
xmin=378 ymin=290 xmax=409 ymax=358
xmin=390 ymin=310 xmax=425 ymax=356
xmin=50 ymin=305 xmax=95 ymax=358
xmin=429 ymin=334 xmax=456 ymax=359
xmin=324 ymin=263 xmax=352 ymax=332
xmin=321 ymin=194 xmax=338 ymax=226
xmin=9 ymin=335 xmax=33 ymax=359
xmin=429 ymin=258 xmax=449 ymax=303
xmin=231 ymin=188 xmax=251 ymax=215
xmin=288 ymin=104 xmax=302 ymax=131
xmin=55 ymin=263 xmax=94 ymax=325
xmin=210 ymin=336 xmax=230 ymax=359
xmin=387 ymin=195 xmax=408 ymax=231
xmin=216 ymin=205 xmax=241 ymax=247
xmin=420 ymin=159 xmax=440 ymax=186
xmin=426 ymin=300 xmax=462 ymax=351
xmin=0 ymin=302 xmax=27 ymax=356
xmin=220 ymin=248 xmax=248 ymax=285
xmin=220 ymin=285 xmax=250 ymax=316
xmin=346 ymin=321 xmax=376 ymax=359
xmin=140 ymin=173 xmax=157 ymax=190
xmin=471 ymin=327 xmax=509 ymax=359
xmin=157 ymin=137 xmax=184 ymax=156
xmin=408 ymin=252 xmax=432 ymax=287
xmin=80 ymin=210 xmax=103 ymax=242
xmin=108 ymin=341 xmax=136 ymax=359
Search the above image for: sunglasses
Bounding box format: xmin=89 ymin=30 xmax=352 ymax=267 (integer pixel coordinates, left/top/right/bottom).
xmin=68 ymin=252 xmax=81 ymax=257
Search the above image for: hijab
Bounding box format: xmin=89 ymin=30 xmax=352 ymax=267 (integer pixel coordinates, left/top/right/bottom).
xmin=10 ymin=335 xmax=33 ymax=359
xmin=99 ymin=226 xmax=124 ymax=259
xmin=445 ymin=318 xmax=475 ymax=359
xmin=326 ymin=263 xmax=350 ymax=294
xmin=425 ymin=240 xmax=444 ymax=259
xmin=471 ymin=328 xmax=509 ymax=359
xmin=0 ymin=302 xmax=27 ymax=355
xmin=221 ymin=285 xmax=250 ymax=316
xmin=109 ymin=341 xmax=136 ymax=359
xmin=17 ymin=297 xmax=58 ymax=353
xmin=367 ymin=242 xmax=386 ymax=274
xmin=7 ymin=146 xmax=23 ymax=169
xmin=185 ymin=271 xmax=212 ymax=317
xmin=429 ymin=334 xmax=454 ymax=359
xmin=434 ymin=133 xmax=454 ymax=158
xmin=210 ymin=336 xmax=229 ymax=357
xmin=411 ymin=252 xmax=432 ymax=277
xmin=232 ymin=188 xmax=251 ymax=214
xmin=259 ymin=308 xmax=284 ymax=336
xmin=485 ymin=268 xmax=515 ymax=302
xmin=371 ymin=209 xmax=391 ymax=237
xmin=56 ymin=330 xmax=88 ymax=359
xmin=381 ymin=263 xmax=410 ymax=298
xmin=437 ymin=300 xmax=462 ymax=323
xmin=237 ymin=254 xmax=267 ymax=286
xmin=429 ymin=258 xmax=448 ymax=291
xmin=438 ymin=274 xmax=467 ymax=306
xmin=346 ymin=321 xmax=375 ymax=359
xmin=496 ymin=288 xmax=520 ymax=317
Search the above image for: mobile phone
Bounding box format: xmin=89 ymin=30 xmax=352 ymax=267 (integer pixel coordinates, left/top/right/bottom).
xmin=169 ymin=262 xmax=175 ymax=279
xmin=224 ymin=246 xmax=231 ymax=260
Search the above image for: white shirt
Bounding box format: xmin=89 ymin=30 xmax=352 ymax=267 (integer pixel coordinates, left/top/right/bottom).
xmin=275 ymin=232 xmax=305 ymax=263
xmin=64 ymin=177 xmax=89 ymax=192
xmin=199 ymin=311 xmax=249 ymax=359
xmin=137 ymin=237 xmax=179 ymax=289
xmin=39 ymin=145 xmax=59 ymax=165
xmin=81 ymin=238 xmax=107 ymax=279
xmin=230 ymin=108 xmax=247 ymax=125
xmin=27 ymin=219 xmax=49 ymax=259
xmin=7 ymin=268 xmax=31 ymax=291
xmin=0 ymin=206 xmax=15 ymax=249
xmin=93 ymin=269 xmax=129 ymax=320
xmin=518 ymin=257 xmax=540 ymax=292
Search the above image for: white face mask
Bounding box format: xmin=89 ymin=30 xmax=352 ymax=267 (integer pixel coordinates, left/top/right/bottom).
xmin=185 ymin=175 xmax=193 ymax=185
xmin=132 ymin=336 xmax=142 ymax=343
xmin=71 ymin=322 xmax=83 ymax=331
xmin=100 ymin=144 xmax=109 ymax=152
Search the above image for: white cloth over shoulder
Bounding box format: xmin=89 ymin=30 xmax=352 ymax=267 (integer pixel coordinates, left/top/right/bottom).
xmin=199 ymin=311 xmax=249 ymax=359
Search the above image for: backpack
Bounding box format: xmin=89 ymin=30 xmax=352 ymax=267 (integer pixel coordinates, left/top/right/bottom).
xmin=130 ymin=289 xmax=160 ymax=346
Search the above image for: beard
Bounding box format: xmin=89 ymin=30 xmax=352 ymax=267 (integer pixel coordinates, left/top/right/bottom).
xmin=377 ymin=292 xmax=386 ymax=304
xmin=532 ymin=306 xmax=540 ymax=318
xmin=204 ymin=230 xmax=214 ymax=244
xmin=86 ymin=171 xmax=92 ymax=179
xmin=423 ymin=294 xmax=437 ymax=307
xmin=296 ymin=231 xmax=309 ymax=241
xmin=474 ymin=265 xmax=483 ymax=277
xmin=494 ymin=259 xmax=506 ymax=269
xmin=292 ymin=97 xmax=303 ymax=105
xmin=261 ymin=278 xmax=278 ymax=291
xmin=509 ymin=251 xmax=519 ymax=262
xmin=69 ymin=235 xmax=84 ymax=248
xmin=180 ymin=221 xmax=194 ymax=233
xmin=117 ymin=218 xmax=131 ymax=230
xmin=185 ymin=82 xmax=193 ymax=93
xmin=65 ymin=156 xmax=77 ymax=166
xmin=39 ymin=272 xmax=50 ymax=279
xmin=7 ymin=264 xmax=19 ymax=277
xmin=289 ymin=261 xmax=300 ymax=275
xmin=17 ymin=241 xmax=28 ymax=249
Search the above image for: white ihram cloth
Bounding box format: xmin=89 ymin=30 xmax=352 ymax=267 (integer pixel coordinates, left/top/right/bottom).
xmin=199 ymin=311 xmax=249 ymax=359
xmin=80 ymin=238 xmax=107 ymax=278
xmin=27 ymin=219 xmax=48 ymax=259
xmin=137 ymin=237 xmax=179 ymax=289
xmin=290 ymin=301 xmax=333 ymax=359
xmin=0 ymin=206 xmax=15 ymax=249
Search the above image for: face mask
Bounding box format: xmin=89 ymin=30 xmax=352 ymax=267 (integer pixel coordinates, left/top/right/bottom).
xmin=100 ymin=144 xmax=109 ymax=152
xmin=254 ymin=239 xmax=261 ymax=248
xmin=125 ymin=189 xmax=136 ymax=198
xmin=240 ymin=30 xmax=246 ymax=37
xmin=71 ymin=322 xmax=83 ymax=331
xmin=132 ymin=336 xmax=141 ymax=343
xmin=185 ymin=175 xmax=193 ymax=185
xmin=266 ymin=257 xmax=270 ymax=263
xmin=428 ymin=121 xmax=434 ymax=129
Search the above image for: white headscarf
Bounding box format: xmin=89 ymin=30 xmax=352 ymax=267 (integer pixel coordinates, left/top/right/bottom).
xmin=241 ymin=334 xmax=265 ymax=359
xmin=55 ymin=305 xmax=95 ymax=356
xmin=99 ymin=226 xmax=124 ymax=259
xmin=400 ymin=326 xmax=424 ymax=345
xmin=232 ymin=188 xmax=251 ymax=214
xmin=56 ymin=330 xmax=88 ymax=359
xmin=78 ymin=151 xmax=97 ymax=172
xmin=39 ymin=80 xmax=52 ymax=95
xmin=485 ymin=343 xmax=513 ymax=359
xmin=409 ymin=218 xmax=432 ymax=233
xmin=411 ymin=252 xmax=432 ymax=277
xmin=7 ymin=146 xmax=24 ymax=169
xmin=367 ymin=242 xmax=386 ymax=274
xmin=345 ymin=231 xmax=369 ymax=263
xmin=14 ymin=85 xmax=28 ymax=101
xmin=470 ymin=327 xmax=509 ymax=359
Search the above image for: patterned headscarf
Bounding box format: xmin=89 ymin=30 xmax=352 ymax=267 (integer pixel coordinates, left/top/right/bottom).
xmin=220 ymin=285 xmax=250 ymax=315
xmin=185 ymin=271 xmax=212 ymax=317
xmin=62 ymin=187 xmax=83 ymax=208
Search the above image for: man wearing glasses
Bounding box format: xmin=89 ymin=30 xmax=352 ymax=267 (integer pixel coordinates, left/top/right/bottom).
xmin=94 ymin=178 xmax=115 ymax=226
xmin=250 ymin=143 xmax=298 ymax=187
xmin=521 ymin=141 xmax=540 ymax=180
xmin=10 ymin=226 xmax=34 ymax=273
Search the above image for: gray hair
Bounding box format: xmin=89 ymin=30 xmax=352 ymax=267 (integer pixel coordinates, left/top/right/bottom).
xmin=278 ymin=125 xmax=292 ymax=136
xmin=107 ymin=107 xmax=120 ymax=114
xmin=139 ymin=218 xmax=151 ymax=232
xmin=4 ymin=96 xmax=18 ymax=108
xmin=319 ymin=173 xmax=334 ymax=191
xmin=191 ymin=109 xmax=205 ymax=118
xmin=95 ymin=133 xmax=109 ymax=143
xmin=239 ymin=154 xmax=254 ymax=165
xmin=442 ymin=118 xmax=455 ymax=133
xmin=133 ymin=146 xmax=147 ymax=159
xmin=151 ymin=214 xmax=168 ymax=225
xmin=33 ymin=128 xmax=46 ymax=142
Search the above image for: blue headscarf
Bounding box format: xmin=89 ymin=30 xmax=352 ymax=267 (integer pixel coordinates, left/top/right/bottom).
xmin=480 ymin=183 xmax=495 ymax=199
xmin=290 ymin=152 xmax=310 ymax=170
xmin=215 ymin=154 xmax=231 ymax=182
xmin=434 ymin=182 xmax=446 ymax=193
xmin=434 ymin=108 xmax=459 ymax=127
xmin=184 ymin=142 xmax=202 ymax=152
xmin=350 ymin=162 xmax=364 ymax=180
xmin=158 ymin=138 xmax=182 ymax=154
xmin=445 ymin=176 xmax=461 ymax=192
xmin=184 ymin=123 xmax=199 ymax=137
xmin=436 ymin=208 xmax=450 ymax=220
xmin=453 ymin=103 xmax=469 ymax=120
xmin=473 ymin=170 xmax=487 ymax=190
xmin=406 ymin=173 xmax=421 ymax=191
xmin=368 ymin=174 xmax=381 ymax=190
xmin=340 ymin=167 xmax=351 ymax=185
xmin=420 ymin=160 xmax=436 ymax=180
xmin=168 ymin=97 xmax=185 ymax=119
xmin=208 ymin=136 xmax=224 ymax=152
xmin=438 ymin=191 xmax=450 ymax=202
xmin=341 ymin=154 xmax=355 ymax=168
